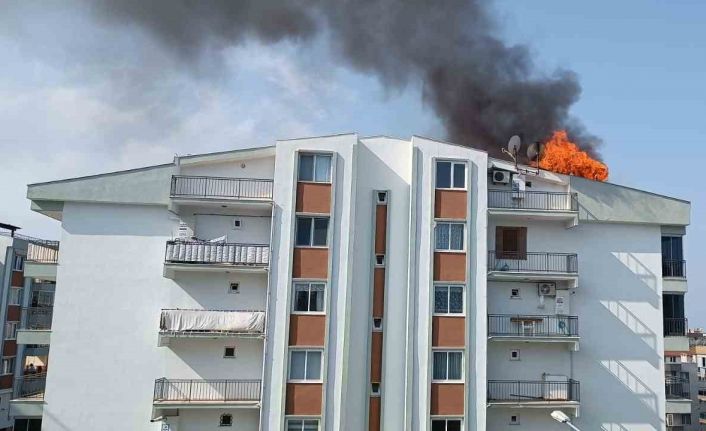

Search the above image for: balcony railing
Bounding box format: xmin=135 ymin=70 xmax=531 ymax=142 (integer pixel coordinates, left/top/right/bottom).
xmin=153 ymin=378 xmax=261 ymax=403
xmin=13 ymin=374 xmax=46 ymax=400
xmin=488 ymin=315 xmax=578 ymax=337
xmin=488 ymin=251 xmax=578 ymax=274
xmin=165 ymin=240 xmax=269 ymax=267
xmin=666 ymin=377 xmax=690 ymax=399
xmin=664 ymin=318 xmax=688 ymax=337
xmin=21 ymin=307 xmax=53 ymax=331
xmin=663 ymin=259 xmax=686 ymax=278
xmin=26 ymin=242 xmax=59 ymax=264
xmin=487 ymin=380 xmax=580 ymax=403
xmin=488 ymin=190 xmax=578 ymax=212
xmin=160 ymin=309 xmax=265 ymax=337
xmin=170 ymin=175 xmax=273 ymax=201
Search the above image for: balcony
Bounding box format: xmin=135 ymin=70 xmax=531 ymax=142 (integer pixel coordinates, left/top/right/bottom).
xmin=169 ymin=175 xmax=273 ymax=209
xmin=665 ymin=318 xmax=688 ymax=337
xmin=163 ymin=240 xmax=269 ymax=278
xmin=488 ymin=314 xmax=579 ymax=350
xmin=153 ymin=378 xmax=261 ymax=408
xmin=24 ymin=242 xmax=59 ymax=281
xmin=487 ymin=380 xmax=580 ymax=412
xmin=666 ymin=377 xmax=690 ymax=400
xmin=16 ymin=307 xmax=53 ymax=345
xmin=663 ymin=259 xmax=686 ymax=279
xmin=10 ymin=374 xmax=46 ymax=418
xmin=488 ymin=190 xmax=578 ymax=224
xmin=487 ymin=251 xmax=578 ymax=285
xmin=158 ymin=309 xmax=265 ymax=346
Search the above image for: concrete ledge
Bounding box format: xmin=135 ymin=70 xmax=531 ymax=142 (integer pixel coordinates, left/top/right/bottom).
xmin=16 ymin=330 xmax=51 ymax=345
xmin=664 ymin=336 xmax=689 ymax=352
xmin=664 ymin=278 xmax=688 ymax=293
xmin=9 ymin=399 xmax=44 ymax=418
xmin=666 ymin=398 xmax=692 ymax=414
xmin=23 ymin=262 xmax=56 ymax=281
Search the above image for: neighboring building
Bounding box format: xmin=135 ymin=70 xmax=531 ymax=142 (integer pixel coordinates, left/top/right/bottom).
xmin=24 ymin=134 xmax=690 ymax=431
xmin=665 ymin=332 xmax=706 ymax=431
xmin=0 ymin=224 xmax=58 ymax=431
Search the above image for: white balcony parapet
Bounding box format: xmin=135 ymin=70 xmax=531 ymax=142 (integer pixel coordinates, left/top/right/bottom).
xmin=165 ymin=241 xmax=269 ymax=267
xmin=159 ymin=309 xmax=265 ymax=339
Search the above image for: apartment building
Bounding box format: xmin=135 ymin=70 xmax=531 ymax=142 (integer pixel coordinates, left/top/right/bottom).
xmin=0 ymin=224 xmax=58 ymax=431
xmin=24 ymin=133 xmax=689 ymax=431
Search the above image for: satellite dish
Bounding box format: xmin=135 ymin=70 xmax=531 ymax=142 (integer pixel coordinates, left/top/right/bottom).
xmin=527 ymin=142 xmax=541 ymax=161
xmin=508 ymin=135 xmax=522 ymax=155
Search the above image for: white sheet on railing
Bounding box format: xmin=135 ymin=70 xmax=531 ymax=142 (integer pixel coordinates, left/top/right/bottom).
xmin=161 ymin=310 xmax=265 ymax=333
xmin=165 ymin=242 xmax=269 ymax=265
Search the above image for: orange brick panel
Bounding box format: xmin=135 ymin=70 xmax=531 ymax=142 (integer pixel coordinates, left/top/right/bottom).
xmin=296 ymin=183 xmax=332 ymax=214
xmin=292 ymin=248 xmax=329 ymax=279
xmin=289 ymin=314 xmax=326 ymax=347
xmin=286 ymin=383 xmax=323 ymax=415
xmin=435 ymin=190 xmax=467 ymax=219
xmin=430 ymin=383 xmax=464 ymax=415
xmin=433 ymin=252 xmax=466 ymax=282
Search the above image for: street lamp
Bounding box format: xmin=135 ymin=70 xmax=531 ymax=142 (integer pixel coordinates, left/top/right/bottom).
xmin=551 ymin=410 xmax=582 ymax=431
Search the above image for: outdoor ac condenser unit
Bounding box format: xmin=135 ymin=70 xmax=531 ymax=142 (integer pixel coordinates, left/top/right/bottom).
xmin=492 ymin=170 xmax=510 ymax=184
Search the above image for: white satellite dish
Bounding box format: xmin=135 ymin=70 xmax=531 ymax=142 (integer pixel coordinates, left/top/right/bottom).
xmin=508 ymin=135 xmax=522 ymax=155
xmin=527 ymin=142 xmax=541 ymax=161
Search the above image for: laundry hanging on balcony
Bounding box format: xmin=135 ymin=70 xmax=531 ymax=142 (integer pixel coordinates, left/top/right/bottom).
xmin=160 ymin=310 xmax=265 ymax=334
xmin=165 ymin=241 xmax=269 ymax=265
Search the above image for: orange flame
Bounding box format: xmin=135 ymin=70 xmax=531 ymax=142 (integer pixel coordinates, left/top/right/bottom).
xmin=538 ymin=130 xmax=608 ymax=181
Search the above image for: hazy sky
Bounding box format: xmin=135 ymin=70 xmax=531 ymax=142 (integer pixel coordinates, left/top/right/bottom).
xmin=1 ymin=2 xmax=704 ymax=324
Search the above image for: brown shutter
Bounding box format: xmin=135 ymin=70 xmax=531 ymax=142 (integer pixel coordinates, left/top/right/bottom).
xmin=518 ymin=227 xmax=527 ymax=260
xmin=495 ymin=227 xmax=504 ymax=259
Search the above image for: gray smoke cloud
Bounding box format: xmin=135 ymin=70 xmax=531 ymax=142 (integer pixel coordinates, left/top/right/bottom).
xmin=86 ymin=0 xmax=602 ymax=158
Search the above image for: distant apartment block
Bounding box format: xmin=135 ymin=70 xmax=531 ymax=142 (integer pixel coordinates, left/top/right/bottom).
xmin=23 ymin=134 xmax=691 ymax=430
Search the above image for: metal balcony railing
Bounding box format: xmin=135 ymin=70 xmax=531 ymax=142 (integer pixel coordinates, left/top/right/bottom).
xmin=26 ymin=242 xmax=59 ymax=264
xmin=663 ymin=259 xmax=686 ymax=278
xmin=159 ymin=309 xmax=265 ymax=338
xmin=21 ymin=307 xmax=53 ymax=331
xmin=488 ymin=190 xmax=578 ymax=212
xmin=13 ymin=374 xmax=46 ymax=400
xmin=487 ymin=380 xmax=580 ymax=403
xmin=165 ymin=240 xmax=269 ymax=267
xmin=170 ymin=175 xmax=273 ymax=201
xmin=153 ymin=378 xmax=261 ymax=403
xmin=666 ymin=377 xmax=690 ymax=399
xmin=488 ymin=251 xmax=578 ymax=274
xmin=664 ymin=318 xmax=688 ymax=337
xmin=488 ymin=315 xmax=578 ymax=337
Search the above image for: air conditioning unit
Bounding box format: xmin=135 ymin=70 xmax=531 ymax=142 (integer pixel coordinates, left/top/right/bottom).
xmin=538 ymin=282 xmax=557 ymax=297
xmin=492 ymin=170 xmax=511 ymax=184
xmin=177 ymin=222 xmax=193 ymax=240
xmin=666 ymin=413 xmax=674 ymax=427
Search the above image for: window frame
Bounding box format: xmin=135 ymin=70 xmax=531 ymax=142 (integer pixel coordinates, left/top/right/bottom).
xmin=12 ymin=255 xmax=24 ymax=272
xmin=430 ymin=417 xmax=464 ymax=431
xmin=435 ymin=160 xmax=467 ymax=190
xmin=1 ymin=357 xmax=15 ymax=375
xmin=295 ymin=216 xmax=330 ymax=248
xmin=434 ymin=222 xmax=466 ymax=252
xmin=431 ymin=349 xmax=464 ymax=383
xmin=219 ymin=413 xmax=233 ymax=427
xmin=495 ymin=226 xmax=527 ymax=260
xmin=291 ymin=281 xmax=326 ymax=314
xmin=4 ymin=322 xmax=17 ymax=341
xmin=298 ymin=153 xmax=333 ymax=183
xmin=288 ymin=349 xmax=323 ymax=383
xmin=223 ymin=346 xmax=236 ymax=358
xmin=8 ymin=288 xmax=22 ymax=306
xmin=433 ymin=284 xmax=465 ymax=316
xmin=285 ymin=417 xmax=321 ymax=431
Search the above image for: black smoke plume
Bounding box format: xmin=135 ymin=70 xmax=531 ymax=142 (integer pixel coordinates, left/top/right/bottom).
xmin=86 ymin=0 xmax=602 ymax=157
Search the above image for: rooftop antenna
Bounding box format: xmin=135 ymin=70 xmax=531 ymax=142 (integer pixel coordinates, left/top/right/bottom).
xmin=502 ymin=135 xmax=522 ymax=167
xmin=527 ymin=141 xmax=543 ymax=174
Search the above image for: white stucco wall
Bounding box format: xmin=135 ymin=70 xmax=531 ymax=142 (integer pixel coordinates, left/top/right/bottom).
xmin=180 ymin=156 xmax=275 ymax=180
xmin=175 ymin=409 xmax=259 ymax=431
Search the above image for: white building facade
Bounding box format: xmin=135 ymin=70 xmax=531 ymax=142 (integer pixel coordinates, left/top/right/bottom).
xmin=25 ymin=134 xmax=690 ymax=430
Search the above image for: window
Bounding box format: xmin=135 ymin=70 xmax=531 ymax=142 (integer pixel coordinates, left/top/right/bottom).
xmin=224 ymin=346 xmax=236 ymax=358
xmin=373 ymin=318 xmax=383 ymax=331
xmin=289 ymin=350 xmax=322 ymax=381
xmin=296 ymin=217 xmax=329 ymax=247
xmin=375 ymin=254 xmax=385 ymax=266
xmin=376 ymin=191 xmax=388 ymax=204
xmin=510 ymin=349 xmax=521 ymax=361
xmin=495 ymin=226 xmax=527 ymax=259
xmin=286 ymin=419 xmax=319 ymax=431
xmin=298 ymin=153 xmax=332 ymax=183
xmin=371 ymin=382 xmax=381 ymax=396
xmin=667 ymin=356 xmax=677 ymax=363
xmin=434 ymin=285 xmax=463 ymax=314
xmin=436 ymin=161 xmax=466 ymax=189
xmin=219 ymin=413 xmax=233 ymax=427
xmin=233 ymin=218 xmax=242 ymax=229
xmin=431 ymin=418 xmax=462 ymax=431
xmin=435 ymin=223 xmax=464 ymax=251
xmin=510 ymin=288 xmax=520 ymax=299
xmin=293 ymin=282 xmax=325 ymax=313
xmin=682 ymin=414 xmax=692 ymax=425
xmin=12 ymin=255 xmax=24 ymax=271
xmin=228 ymin=283 xmax=240 ymax=294
xmin=4 ymin=323 xmax=17 ymax=340
xmin=1 ymin=357 xmax=14 ymax=375
xmin=510 ymin=414 xmax=520 ymax=425
xmin=432 ymin=351 xmax=463 ymax=381
xmin=8 ymin=288 xmax=22 ymax=306
xmin=662 ymin=235 xmax=685 ymax=277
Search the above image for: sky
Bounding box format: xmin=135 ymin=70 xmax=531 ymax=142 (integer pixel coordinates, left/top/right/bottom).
xmin=0 ymin=1 xmax=704 ymax=324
